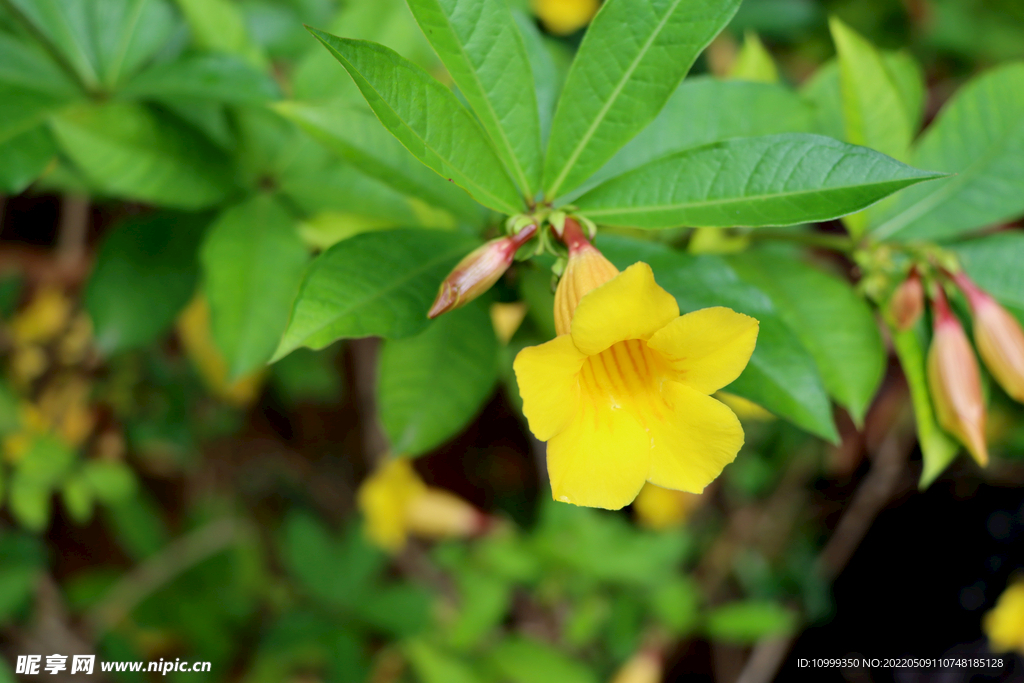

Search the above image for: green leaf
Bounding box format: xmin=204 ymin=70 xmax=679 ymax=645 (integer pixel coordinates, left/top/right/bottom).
xmin=728 ymin=249 xmax=885 ymax=425
xmin=576 ymin=77 xmax=815 ymax=198
xmin=488 ymin=638 xmax=597 ymax=683
xmin=574 ymin=134 xmax=944 ymax=229
xmin=118 ymin=53 xmax=281 ymax=104
xmin=88 ymin=0 xmax=178 ymax=87
xmin=284 ymin=513 xmax=384 ymax=607
xmin=201 ymin=195 xmax=309 ymax=379
xmin=541 ymin=0 xmax=743 ymax=199
xmin=355 ymin=584 xmax=432 ymax=636
xmin=274 ymin=100 xmax=482 ymax=222
xmin=704 ymin=601 xmax=797 ymax=644
xmin=728 ymin=31 xmax=778 ymax=83
xmin=649 ymin=577 xmax=700 ymax=635
xmin=951 ymin=232 xmax=1024 ymax=314
xmin=3 ymin=0 xmax=101 ymax=89
xmin=447 ymin=569 xmax=511 ymax=649
xmin=873 ymin=63 xmax=1024 ymax=241
xmin=599 ymin=235 xmax=837 ymax=441
xmin=406 ymin=641 xmax=483 ymax=683
xmin=0 ymin=533 xmax=44 ymax=621
xmin=81 ymin=460 xmax=137 ymax=505
xmin=16 ymin=434 xmax=76 ymax=487
xmin=61 ymin=474 xmax=94 ymax=524
xmin=49 ymin=101 xmax=234 ymax=208
xmin=406 ymin=0 xmax=543 ymax=197
xmin=891 ymin=321 xmax=960 ymax=488
xmin=0 ymin=32 xmax=80 ymax=96
xmin=307 ymin=28 xmax=524 ymax=214
xmin=0 ymin=83 xmax=69 ymax=144
xmin=801 ymin=60 xmax=844 ymax=141
xmin=274 ymin=229 xmax=477 ymax=361
xmin=512 ymin=10 xmax=564 ymax=149
xmin=85 ymin=212 xmax=209 ymax=354
xmin=174 ymin=0 xmax=262 ymax=63
xmin=379 ymin=302 xmax=498 ymax=456
xmin=0 ymin=126 xmax=55 ymax=193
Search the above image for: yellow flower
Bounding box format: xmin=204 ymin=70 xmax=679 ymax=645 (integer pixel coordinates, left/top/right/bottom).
xmin=514 ymin=261 xmax=758 ymax=510
xmin=357 ymin=458 xmax=488 ymax=552
xmin=531 ymin=0 xmax=599 ymax=35
xmin=983 ymin=581 xmax=1024 ymax=654
xmin=610 ymin=648 xmax=662 ymax=683
xmin=633 ymin=483 xmax=702 ymax=530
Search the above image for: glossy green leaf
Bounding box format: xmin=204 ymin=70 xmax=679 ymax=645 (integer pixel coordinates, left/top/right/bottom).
xmin=274 ymin=100 xmax=481 ymax=222
xmin=407 ymin=0 xmax=542 ymax=196
xmin=0 ymin=126 xmax=56 ymax=193
xmin=951 ymin=232 xmax=1024 ymax=315
xmin=273 ymin=230 xmax=477 ymax=361
xmin=600 ymin=235 xmax=837 ymax=441
xmin=488 ymin=638 xmax=597 ymax=683
xmin=891 ymin=322 xmax=959 ymax=488
xmin=873 ymin=63 xmax=1024 ymax=241
xmin=202 ymin=195 xmax=309 ymax=379
xmin=577 ymin=77 xmax=815 ymax=198
xmin=85 ymin=212 xmax=209 ymax=354
xmin=575 ymin=134 xmax=943 ymax=229
xmin=705 ymin=601 xmax=797 ymax=644
xmin=119 ymin=53 xmax=281 ymax=104
xmin=379 ymin=302 xmax=498 ymax=456
xmin=541 ymin=0 xmax=743 ymax=199
xmin=512 ymin=10 xmax=564 ymax=148
xmin=729 ymin=249 xmax=885 ymax=425
xmin=307 ymin=28 xmax=524 ymax=214
xmin=49 ymin=101 xmax=234 ymax=208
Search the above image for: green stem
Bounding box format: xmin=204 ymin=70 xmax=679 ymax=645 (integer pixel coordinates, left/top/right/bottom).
xmin=747 ymin=229 xmax=856 ymax=253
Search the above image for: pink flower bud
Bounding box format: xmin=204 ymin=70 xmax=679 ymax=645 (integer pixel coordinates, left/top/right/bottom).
xmin=890 ymin=268 xmax=925 ymax=331
xmin=428 ymin=224 xmax=537 ymax=319
xmin=927 ymin=286 xmax=988 ymax=466
xmin=953 ymin=271 xmax=1024 ymax=404
xmin=553 ymin=217 xmax=619 ymax=335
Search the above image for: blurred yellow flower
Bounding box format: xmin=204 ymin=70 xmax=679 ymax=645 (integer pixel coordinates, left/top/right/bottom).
xmin=10 ymin=287 xmax=71 ymax=345
xmin=357 ymin=458 xmax=488 ymax=552
xmin=531 ymin=0 xmax=599 ymax=35
xmin=176 ymin=297 xmax=263 ymax=407
xmin=983 ymin=581 xmax=1024 ymax=654
xmin=514 ymin=262 xmax=758 ymax=510
xmin=490 ymin=302 xmax=528 ymax=344
xmin=633 ymin=483 xmax=701 ymax=530
xmin=610 ymin=648 xmax=662 ymax=683
xmin=717 ymin=392 xmax=774 ymax=421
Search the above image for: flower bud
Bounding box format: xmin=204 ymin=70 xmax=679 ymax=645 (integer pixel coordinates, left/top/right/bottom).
xmin=927 ymin=287 xmax=988 ymax=466
xmin=429 ymin=224 xmax=537 ymax=319
xmin=531 ymin=0 xmax=599 ymax=36
xmin=633 ymin=483 xmax=702 ymax=530
xmin=983 ymin=581 xmax=1024 ymax=655
xmin=553 ymin=217 xmax=619 ymax=335
xmin=889 ymin=268 xmax=925 ymax=331
xmin=953 ymin=271 xmax=1024 ymax=403
xmin=405 ymin=488 xmax=491 ymax=539
xmin=610 ymin=648 xmax=663 ymax=683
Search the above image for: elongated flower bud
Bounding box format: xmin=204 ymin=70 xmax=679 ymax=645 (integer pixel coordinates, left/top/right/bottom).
xmin=890 ymin=268 xmax=925 ymax=331
xmin=429 ymin=224 xmax=537 ymax=318
xmin=953 ymin=271 xmax=1024 ymax=403
xmin=610 ymin=648 xmax=662 ymax=683
xmin=405 ymin=488 xmax=491 ymax=539
xmin=553 ymin=218 xmax=619 ymax=335
xmin=927 ymin=287 xmax=988 ymax=466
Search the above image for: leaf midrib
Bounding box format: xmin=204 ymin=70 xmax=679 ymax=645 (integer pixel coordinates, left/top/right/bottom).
xmin=545 ymin=0 xmax=685 ymax=199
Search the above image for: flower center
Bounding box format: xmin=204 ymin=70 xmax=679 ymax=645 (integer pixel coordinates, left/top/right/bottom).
xmin=579 ymin=339 xmax=666 ymax=413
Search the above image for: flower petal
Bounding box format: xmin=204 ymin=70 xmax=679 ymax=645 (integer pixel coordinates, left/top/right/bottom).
xmin=647 ymin=307 xmax=758 ymax=394
xmin=546 ymin=401 xmax=650 ymax=510
xmin=647 ymin=381 xmax=744 ymax=493
xmin=570 ymin=262 xmax=679 ymax=356
xmin=513 ymin=334 xmax=586 ymax=441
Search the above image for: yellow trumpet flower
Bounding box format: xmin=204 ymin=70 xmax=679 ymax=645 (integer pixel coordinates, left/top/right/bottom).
xmin=983 ymin=581 xmax=1024 ymax=655
xmin=514 ymin=225 xmax=758 ymax=510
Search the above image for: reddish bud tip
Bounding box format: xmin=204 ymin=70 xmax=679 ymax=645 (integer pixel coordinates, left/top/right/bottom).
xmin=954 ymin=272 xmax=1024 ymax=403
xmin=553 ymin=218 xmax=619 ymax=336
xmin=890 ymin=269 xmax=925 ymax=331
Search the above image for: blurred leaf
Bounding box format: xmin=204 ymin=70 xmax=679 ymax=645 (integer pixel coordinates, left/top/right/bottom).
xmin=578 ymin=77 xmax=815 ymax=197
xmin=0 ymin=83 xmax=69 ymax=144
xmin=50 ymin=101 xmax=235 ymax=208
xmin=119 ymin=52 xmax=280 ymax=104
xmin=89 ymin=0 xmax=178 ymax=88
xmin=354 ymin=584 xmax=432 ymax=636
xmin=542 ymin=0 xmax=743 ymax=198
xmin=0 ymin=126 xmax=56 ymax=193
xmin=952 ymin=232 xmax=1024 ymax=316
xmin=308 ymin=29 xmax=524 ymax=214
xmin=158 ymin=98 xmax=236 ymax=150
xmin=728 ymin=249 xmax=885 ymax=425
xmin=728 ymin=31 xmax=778 ymax=83
xmin=407 ymin=0 xmax=542 ymax=196
xmin=275 ymin=100 xmax=482 ymax=222
xmin=488 ymin=638 xmax=597 ymax=683
xmin=0 ymin=32 xmax=80 ymax=96
xmin=704 ymin=601 xmax=797 ymax=643
xmin=512 ymin=10 xmax=563 ymax=148
xmin=105 ymin=494 xmax=169 ymax=559
xmin=873 ymin=63 xmax=1024 ymax=241
xmin=281 ymin=162 xmax=424 ymax=226
xmin=61 ymin=473 xmax=94 ymax=523
xmin=649 ymin=576 xmax=700 ymax=635
xmin=406 ymin=640 xmax=483 ymax=683
xmin=599 ymin=235 xmax=838 ymax=441
xmin=0 ymin=381 xmax=18 ymax=435
xmin=175 ymin=0 xmax=262 ymax=63
xmin=202 ymin=195 xmax=309 ymax=379
xmin=273 ymin=230 xmax=477 ymax=360
xmin=9 ymin=475 xmax=51 ymax=532
xmin=729 ymin=0 xmax=821 ymax=38
xmin=82 ymin=460 xmax=137 ymax=505
xmin=3 ymin=0 xmax=101 ymax=88
xmin=379 ymin=302 xmax=498 ymax=456
xmin=85 ymin=211 xmax=209 ymax=354
xmin=801 ymin=60 xmax=844 ymax=141
xmin=0 ymin=532 xmax=44 ymax=621
xmin=16 ymin=434 xmax=75 ymax=487
xmin=284 ymin=513 xmax=385 ymax=608
xmin=574 ymin=134 xmax=944 ymax=229
xmin=233 ymin=105 xmax=330 ymax=188
xmin=271 ymin=348 xmax=342 ymax=404
xmin=447 ymin=568 xmax=511 ymax=649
